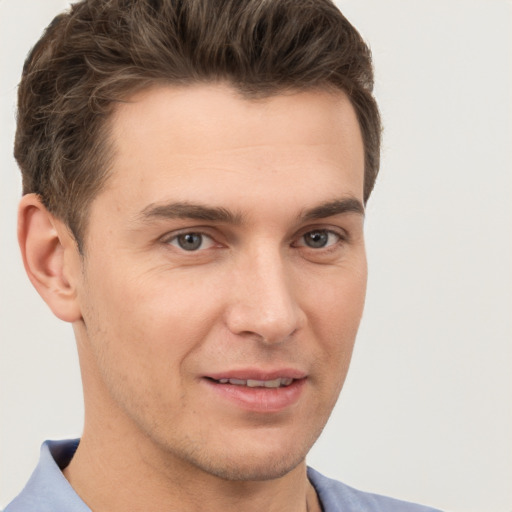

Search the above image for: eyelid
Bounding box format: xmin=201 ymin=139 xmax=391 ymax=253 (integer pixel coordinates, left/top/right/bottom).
xmin=159 ymin=224 xmax=348 ymax=250
xmin=160 ymin=228 xmax=219 ymax=251
xmin=296 ymin=231 xmax=341 ymax=249
xmin=292 ymin=225 xmax=348 ymax=245
xmin=160 ymin=224 xmax=214 ymax=240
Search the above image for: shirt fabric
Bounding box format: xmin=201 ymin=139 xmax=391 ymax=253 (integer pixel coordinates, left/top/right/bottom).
xmin=5 ymin=439 xmax=443 ymax=512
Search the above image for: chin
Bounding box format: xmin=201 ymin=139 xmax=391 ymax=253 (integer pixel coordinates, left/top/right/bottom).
xmin=165 ymin=424 xmax=322 ymax=482
xmin=189 ymin=448 xmax=307 ymax=482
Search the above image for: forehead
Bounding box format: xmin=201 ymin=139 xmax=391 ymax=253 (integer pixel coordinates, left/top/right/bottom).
xmin=110 ymin=83 xmax=363 ymax=156
xmin=95 ymin=84 xmax=364 ymax=220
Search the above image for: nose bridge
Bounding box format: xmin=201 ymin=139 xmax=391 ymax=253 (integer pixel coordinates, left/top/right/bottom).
xmin=226 ymin=242 xmax=304 ymax=343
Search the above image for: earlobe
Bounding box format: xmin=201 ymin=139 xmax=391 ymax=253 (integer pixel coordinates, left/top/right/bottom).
xmin=18 ymin=194 xmax=82 ymax=323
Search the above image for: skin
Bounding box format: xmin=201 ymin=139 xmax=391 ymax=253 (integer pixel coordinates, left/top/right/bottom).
xmin=19 ymin=84 xmax=366 ymax=512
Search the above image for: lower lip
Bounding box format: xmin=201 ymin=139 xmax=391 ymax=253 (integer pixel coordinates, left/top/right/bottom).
xmin=202 ymin=378 xmax=306 ymax=413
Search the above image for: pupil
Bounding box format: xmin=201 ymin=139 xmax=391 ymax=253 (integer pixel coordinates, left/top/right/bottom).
xmin=178 ymin=233 xmax=202 ymax=251
xmin=305 ymin=231 xmax=328 ymax=248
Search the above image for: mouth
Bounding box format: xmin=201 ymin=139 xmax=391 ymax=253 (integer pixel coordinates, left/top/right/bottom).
xmin=202 ymin=371 xmax=307 ymax=412
xmin=208 ymin=377 xmax=294 ymax=388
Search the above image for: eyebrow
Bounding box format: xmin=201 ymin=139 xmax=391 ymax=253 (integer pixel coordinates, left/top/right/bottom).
xmin=299 ymin=197 xmax=365 ymax=221
xmin=137 ymin=196 xmax=364 ymax=225
xmin=138 ymin=202 xmax=244 ymax=224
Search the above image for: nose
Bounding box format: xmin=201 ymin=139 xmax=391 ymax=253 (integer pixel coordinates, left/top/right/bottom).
xmin=224 ymin=246 xmax=306 ymax=344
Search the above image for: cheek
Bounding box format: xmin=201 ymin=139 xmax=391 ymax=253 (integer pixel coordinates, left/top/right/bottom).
xmin=305 ymin=261 xmax=367 ymax=394
xmin=308 ymin=258 xmax=367 ymax=337
xmin=80 ymin=264 xmax=224 ymax=373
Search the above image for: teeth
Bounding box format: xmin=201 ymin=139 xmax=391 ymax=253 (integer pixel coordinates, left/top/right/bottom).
xmin=217 ymin=377 xmax=293 ymax=388
xmin=248 ymin=379 xmax=278 ymax=388
xmin=228 ymin=378 xmax=246 ymax=386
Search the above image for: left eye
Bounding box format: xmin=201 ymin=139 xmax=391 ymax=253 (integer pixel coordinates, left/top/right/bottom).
xmin=168 ymin=232 xmax=216 ymax=251
xmin=298 ymin=230 xmax=341 ymax=249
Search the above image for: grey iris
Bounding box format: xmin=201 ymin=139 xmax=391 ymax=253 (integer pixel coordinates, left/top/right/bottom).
xmin=177 ymin=233 xmax=203 ymax=251
xmin=304 ymin=231 xmax=328 ymax=248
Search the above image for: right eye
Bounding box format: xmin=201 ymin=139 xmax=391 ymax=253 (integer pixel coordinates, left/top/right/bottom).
xmin=166 ymin=232 xmax=216 ymax=252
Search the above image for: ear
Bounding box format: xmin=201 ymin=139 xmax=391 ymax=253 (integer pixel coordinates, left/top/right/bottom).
xmin=18 ymin=193 xmax=82 ymax=323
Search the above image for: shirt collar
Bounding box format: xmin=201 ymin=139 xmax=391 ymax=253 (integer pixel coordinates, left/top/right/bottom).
xmin=6 ymin=439 xmax=90 ymax=512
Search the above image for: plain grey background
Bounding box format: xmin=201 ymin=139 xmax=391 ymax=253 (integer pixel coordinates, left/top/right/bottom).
xmin=1 ymin=1 xmax=511 ymax=511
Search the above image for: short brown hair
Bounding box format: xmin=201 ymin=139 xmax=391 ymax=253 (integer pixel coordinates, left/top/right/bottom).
xmin=15 ymin=0 xmax=381 ymax=251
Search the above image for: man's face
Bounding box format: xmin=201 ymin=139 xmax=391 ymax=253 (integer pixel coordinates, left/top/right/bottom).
xmin=73 ymin=84 xmax=366 ymax=480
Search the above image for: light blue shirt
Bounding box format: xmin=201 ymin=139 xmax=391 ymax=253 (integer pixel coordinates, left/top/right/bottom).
xmin=5 ymin=440 xmax=443 ymax=511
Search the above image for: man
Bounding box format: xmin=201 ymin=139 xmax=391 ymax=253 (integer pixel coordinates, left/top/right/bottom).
xmin=5 ymin=1 xmax=441 ymax=511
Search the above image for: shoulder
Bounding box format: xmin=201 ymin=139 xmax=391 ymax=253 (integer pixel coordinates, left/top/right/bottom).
xmin=307 ymin=467 xmax=444 ymax=512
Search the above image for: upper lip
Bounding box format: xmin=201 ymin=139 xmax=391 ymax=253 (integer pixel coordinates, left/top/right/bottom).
xmin=205 ymin=368 xmax=307 ymax=381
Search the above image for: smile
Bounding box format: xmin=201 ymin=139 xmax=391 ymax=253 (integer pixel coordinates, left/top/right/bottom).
xmin=202 ymin=372 xmax=307 ymax=413
xmin=214 ymin=377 xmax=294 ymax=388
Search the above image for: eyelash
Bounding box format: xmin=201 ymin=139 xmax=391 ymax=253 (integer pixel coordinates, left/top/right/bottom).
xmin=161 ymin=227 xmax=348 ymax=254
xmin=163 ymin=231 xmax=218 ymax=252
xmin=292 ymin=229 xmax=346 ymax=251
